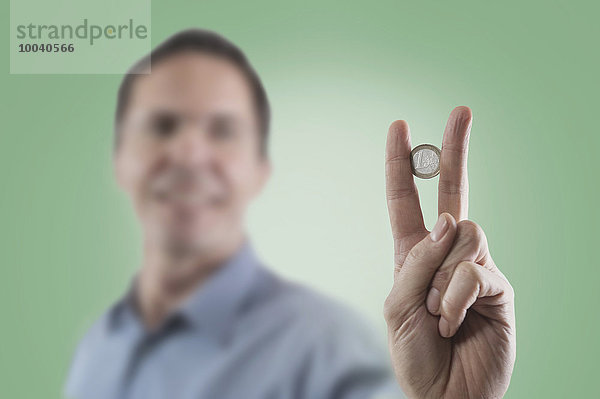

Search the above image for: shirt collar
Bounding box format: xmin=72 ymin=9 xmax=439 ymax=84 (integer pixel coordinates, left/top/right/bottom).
xmin=108 ymin=236 xmax=261 ymax=345
xmin=177 ymin=236 xmax=260 ymax=343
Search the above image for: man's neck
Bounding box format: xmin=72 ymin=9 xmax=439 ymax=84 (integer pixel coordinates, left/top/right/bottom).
xmin=135 ymin=231 xmax=246 ymax=331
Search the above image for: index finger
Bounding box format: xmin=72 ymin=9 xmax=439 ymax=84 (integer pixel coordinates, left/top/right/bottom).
xmin=385 ymin=120 xmax=427 ymax=263
xmin=438 ymin=106 xmax=473 ymax=221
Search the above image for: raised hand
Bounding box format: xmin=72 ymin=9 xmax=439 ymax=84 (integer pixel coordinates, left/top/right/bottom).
xmin=383 ymin=106 xmax=516 ymax=399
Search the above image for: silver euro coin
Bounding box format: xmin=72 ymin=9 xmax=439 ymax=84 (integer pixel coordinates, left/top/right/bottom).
xmin=410 ymin=144 xmax=441 ymax=179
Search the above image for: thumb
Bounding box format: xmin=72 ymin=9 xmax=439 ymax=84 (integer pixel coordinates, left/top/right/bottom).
xmin=392 ymin=213 xmax=457 ymax=307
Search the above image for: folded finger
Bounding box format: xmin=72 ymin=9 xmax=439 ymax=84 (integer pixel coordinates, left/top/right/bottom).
xmin=438 ymin=261 xmax=513 ymax=338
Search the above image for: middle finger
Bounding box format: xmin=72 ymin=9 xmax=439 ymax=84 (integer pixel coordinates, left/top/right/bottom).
xmin=438 ymin=106 xmax=473 ymax=221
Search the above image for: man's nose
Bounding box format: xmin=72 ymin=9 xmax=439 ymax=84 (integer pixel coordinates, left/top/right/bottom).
xmin=166 ymin=124 xmax=213 ymax=167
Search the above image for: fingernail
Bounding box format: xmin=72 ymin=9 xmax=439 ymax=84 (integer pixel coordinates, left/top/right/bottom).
xmin=439 ymin=317 xmax=450 ymax=338
xmin=426 ymin=287 xmax=440 ymax=314
xmin=430 ymin=215 xmax=448 ymax=242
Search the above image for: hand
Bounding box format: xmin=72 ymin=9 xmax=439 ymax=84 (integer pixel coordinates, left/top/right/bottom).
xmin=383 ymin=106 xmax=516 ymax=399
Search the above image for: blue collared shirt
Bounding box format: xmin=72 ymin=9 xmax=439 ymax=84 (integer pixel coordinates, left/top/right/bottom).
xmin=64 ymin=238 xmax=405 ymax=399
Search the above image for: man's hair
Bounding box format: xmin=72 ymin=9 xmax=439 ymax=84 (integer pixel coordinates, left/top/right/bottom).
xmin=113 ymin=28 xmax=271 ymax=158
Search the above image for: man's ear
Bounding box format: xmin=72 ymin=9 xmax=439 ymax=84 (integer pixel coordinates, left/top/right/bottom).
xmin=253 ymin=157 xmax=272 ymax=197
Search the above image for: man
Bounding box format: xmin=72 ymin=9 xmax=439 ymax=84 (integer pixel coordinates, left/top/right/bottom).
xmin=65 ymin=28 xmax=515 ymax=399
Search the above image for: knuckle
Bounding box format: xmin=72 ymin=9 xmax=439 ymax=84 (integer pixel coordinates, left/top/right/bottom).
xmin=383 ymin=295 xmax=395 ymax=321
xmin=385 ymin=176 xmax=417 ymax=200
xmin=441 ymin=295 xmax=463 ymax=317
xmin=386 ymin=186 xmax=417 ymax=201
xmin=457 ymin=219 xmax=486 ymax=243
xmin=441 ymin=263 xmax=477 ymax=317
xmin=385 ymin=153 xmax=408 ymax=165
xmin=430 ymin=268 xmax=452 ymax=290
xmin=454 ymin=261 xmax=476 ymax=279
xmin=383 ymin=289 xmax=402 ymax=322
xmin=441 ymin=141 xmax=469 ymax=155
xmin=438 ymin=177 xmax=469 ymax=196
xmin=385 ymin=156 xmax=410 ymax=175
xmin=505 ymin=281 xmax=515 ymax=302
xmin=405 ymin=242 xmax=427 ymax=265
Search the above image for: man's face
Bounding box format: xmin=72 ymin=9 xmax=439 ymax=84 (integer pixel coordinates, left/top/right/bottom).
xmin=113 ymin=51 xmax=270 ymax=255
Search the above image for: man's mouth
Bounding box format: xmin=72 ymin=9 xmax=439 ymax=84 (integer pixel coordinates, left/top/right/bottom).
xmin=155 ymin=189 xmax=219 ymax=207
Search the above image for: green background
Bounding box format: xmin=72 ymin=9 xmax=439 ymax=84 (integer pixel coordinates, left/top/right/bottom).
xmin=1 ymin=0 xmax=598 ymax=397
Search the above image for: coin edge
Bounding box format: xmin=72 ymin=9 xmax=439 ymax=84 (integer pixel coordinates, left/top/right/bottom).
xmin=410 ymin=144 xmax=441 ymax=179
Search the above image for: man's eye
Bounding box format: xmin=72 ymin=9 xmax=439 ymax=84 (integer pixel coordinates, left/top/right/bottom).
xmin=149 ymin=115 xmax=178 ymax=137
xmin=211 ymin=122 xmax=236 ymax=140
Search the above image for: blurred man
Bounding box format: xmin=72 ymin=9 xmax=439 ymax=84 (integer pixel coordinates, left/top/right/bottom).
xmin=65 ymin=28 xmax=516 ymax=399
xmin=64 ymin=29 xmax=404 ymax=399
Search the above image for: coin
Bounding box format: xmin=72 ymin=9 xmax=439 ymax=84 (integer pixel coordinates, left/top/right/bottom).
xmin=410 ymin=144 xmax=441 ymax=179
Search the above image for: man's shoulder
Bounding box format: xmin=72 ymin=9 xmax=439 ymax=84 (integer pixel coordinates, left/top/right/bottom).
xmin=63 ymin=302 xmax=124 ymax=397
xmin=69 ymin=303 xmax=117 ymax=352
